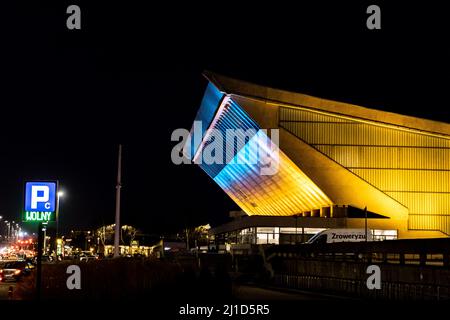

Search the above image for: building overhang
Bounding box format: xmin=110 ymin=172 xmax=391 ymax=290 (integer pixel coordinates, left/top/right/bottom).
xmin=209 ymin=215 xmax=347 ymax=235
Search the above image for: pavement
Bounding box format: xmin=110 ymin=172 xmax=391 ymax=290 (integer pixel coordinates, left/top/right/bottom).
xmin=0 ymin=282 xmax=16 ymax=300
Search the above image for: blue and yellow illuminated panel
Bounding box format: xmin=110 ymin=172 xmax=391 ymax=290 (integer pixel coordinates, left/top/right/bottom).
xmin=187 ymin=82 xmax=224 ymax=159
xmin=191 ymin=86 xmax=333 ymax=216
xmin=195 ymin=98 xmax=260 ymax=179
xmin=213 ymin=131 xmax=333 ymax=216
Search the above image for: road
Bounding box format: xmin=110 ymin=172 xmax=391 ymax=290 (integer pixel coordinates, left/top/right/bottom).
xmin=0 ymin=260 xmax=19 ymax=300
xmin=0 ymin=282 xmax=16 ymax=300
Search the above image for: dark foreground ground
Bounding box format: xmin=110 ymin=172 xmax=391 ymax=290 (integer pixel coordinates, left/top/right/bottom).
xmin=0 ymin=257 xmax=348 ymax=302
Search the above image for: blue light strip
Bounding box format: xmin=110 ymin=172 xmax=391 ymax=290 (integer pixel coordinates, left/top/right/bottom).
xmin=189 ymin=82 xmax=224 ymax=159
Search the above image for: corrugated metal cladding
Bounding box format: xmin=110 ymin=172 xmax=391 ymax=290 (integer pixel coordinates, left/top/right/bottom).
xmin=408 ymin=214 xmax=450 ymax=233
xmin=280 ymin=107 xmax=450 ymax=235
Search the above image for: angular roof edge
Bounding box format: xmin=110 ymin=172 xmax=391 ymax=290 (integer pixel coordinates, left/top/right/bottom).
xmin=203 ymin=71 xmax=450 ymax=138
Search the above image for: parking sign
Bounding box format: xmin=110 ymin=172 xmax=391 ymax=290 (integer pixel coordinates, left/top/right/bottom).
xmin=23 ymin=181 xmax=57 ymax=222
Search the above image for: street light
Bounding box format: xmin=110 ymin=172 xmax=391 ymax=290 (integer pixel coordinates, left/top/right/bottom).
xmin=56 ymin=190 xmax=64 ymax=237
xmin=43 ymin=226 xmax=47 ymax=254
xmin=55 ymin=190 xmax=65 ymax=259
xmin=6 ymin=221 xmax=10 ymax=241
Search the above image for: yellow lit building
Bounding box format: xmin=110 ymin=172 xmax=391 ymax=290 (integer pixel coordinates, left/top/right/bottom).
xmin=186 ymin=72 xmax=450 ymax=239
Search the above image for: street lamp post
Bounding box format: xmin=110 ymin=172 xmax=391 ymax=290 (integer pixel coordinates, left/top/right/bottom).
xmin=15 ymin=223 xmax=19 ymax=242
xmin=293 ymin=214 xmax=300 ymax=278
xmin=114 ymin=144 xmax=122 ymax=258
xmin=56 ymin=191 xmax=64 ymax=238
xmin=364 ymin=206 xmax=368 ymax=242
xmin=5 ymin=221 xmax=10 ymax=242
xmin=55 ymin=191 xmax=64 ymax=259
xmin=43 ymin=226 xmax=47 ymax=254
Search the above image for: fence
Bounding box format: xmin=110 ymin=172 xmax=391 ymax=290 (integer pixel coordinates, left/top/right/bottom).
xmin=266 ymin=238 xmax=450 ymax=300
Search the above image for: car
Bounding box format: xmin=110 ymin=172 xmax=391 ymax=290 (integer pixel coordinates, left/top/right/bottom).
xmin=0 ymin=262 xmax=28 ymax=282
xmin=33 ymin=255 xmax=54 ymax=263
xmin=79 ymin=253 xmax=98 ymax=262
xmin=23 ymin=261 xmax=35 ymax=273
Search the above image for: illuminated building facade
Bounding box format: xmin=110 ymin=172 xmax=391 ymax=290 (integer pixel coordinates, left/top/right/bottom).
xmin=186 ymin=72 xmax=450 ymax=239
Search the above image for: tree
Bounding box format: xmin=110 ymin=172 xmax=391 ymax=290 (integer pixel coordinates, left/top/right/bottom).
xmin=121 ymin=225 xmax=138 ymax=246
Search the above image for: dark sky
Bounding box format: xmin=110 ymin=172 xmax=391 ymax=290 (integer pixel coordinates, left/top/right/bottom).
xmin=1 ymin=2 xmax=449 ymax=235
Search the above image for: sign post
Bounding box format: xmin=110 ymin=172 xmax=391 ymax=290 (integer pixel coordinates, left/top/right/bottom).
xmin=364 ymin=206 xmax=368 ymax=242
xmin=36 ymin=222 xmax=43 ymax=300
xmin=23 ymin=181 xmax=58 ymax=300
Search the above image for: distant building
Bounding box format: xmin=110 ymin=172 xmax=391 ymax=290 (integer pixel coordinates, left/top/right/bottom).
xmin=96 ymin=224 xmax=153 ymax=257
xmin=66 ymin=229 xmax=95 ymax=251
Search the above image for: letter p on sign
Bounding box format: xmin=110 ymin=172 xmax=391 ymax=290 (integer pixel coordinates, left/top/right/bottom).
xmin=31 ymin=186 xmax=49 ymax=209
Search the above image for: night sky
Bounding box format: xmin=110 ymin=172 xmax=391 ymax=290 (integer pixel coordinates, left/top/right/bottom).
xmin=1 ymin=2 xmax=449 ymax=235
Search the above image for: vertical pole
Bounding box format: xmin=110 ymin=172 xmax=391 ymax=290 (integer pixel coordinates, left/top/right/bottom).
xmin=43 ymin=227 xmax=47 ymax=255
xmin=195 ymin=239 xmax=200 ymax=268
xmin=55 ymin=186 xmax=60 ymax=259
xmin=295 ymin=215 xmax=298 ymax=245
xmin=56 ymin=194 xmax=60 ymax=238
xmin=294 ymin=216 xmax=298 ymax=279
xmin=114 ymin=144 xmax=122 ymax=258
xmin=364 ymin=206 xmax=368 ymax=242
xmin=185 ymin=228 xmax=190 ymax=251
xmin=302 ymin=227 xmax=305 ymax=243
xmin=36 ymin=222 xmax=43 ymax=301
